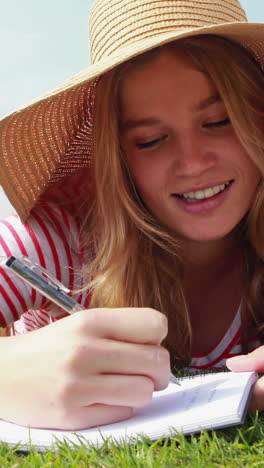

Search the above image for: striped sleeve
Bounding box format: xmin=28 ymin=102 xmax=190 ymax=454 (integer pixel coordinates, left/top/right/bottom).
xmin=0 ymin=201 xmax=87 ymax=327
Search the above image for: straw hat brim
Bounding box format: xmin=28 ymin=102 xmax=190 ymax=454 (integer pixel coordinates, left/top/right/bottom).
xmin=28 ymin=21 xmax=264 ymax=103
xmin=1 ymin=21 xmax=264 ymax=222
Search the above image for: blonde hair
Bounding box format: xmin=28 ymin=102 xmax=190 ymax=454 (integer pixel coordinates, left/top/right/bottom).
xmin=81 ymin=35 xmax=264 ymax=367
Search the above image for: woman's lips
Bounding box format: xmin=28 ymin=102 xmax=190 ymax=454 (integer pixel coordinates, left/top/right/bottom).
xmin=172 ymin=180 xmax=234 ymax=214
xmin=175 ymin=180 xmax=232 ymax=197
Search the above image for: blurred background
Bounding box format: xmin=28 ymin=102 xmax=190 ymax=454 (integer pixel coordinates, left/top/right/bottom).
xmin=0 ymin=0 xmax=263 ymax=216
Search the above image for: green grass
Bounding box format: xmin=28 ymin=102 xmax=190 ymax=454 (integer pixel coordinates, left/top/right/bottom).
xmin=1 ymin=412 xmax=264 ymax=467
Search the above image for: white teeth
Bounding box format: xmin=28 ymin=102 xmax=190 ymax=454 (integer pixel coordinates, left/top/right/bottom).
xmin=181 ymin=183 xmax=229 ymax=201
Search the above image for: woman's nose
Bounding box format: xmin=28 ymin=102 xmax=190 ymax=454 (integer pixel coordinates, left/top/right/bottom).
xmin=172 ymin=135 xmax=217 ymax=176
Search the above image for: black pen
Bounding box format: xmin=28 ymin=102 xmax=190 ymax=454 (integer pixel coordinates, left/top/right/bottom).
xmin=5 ymin=256 xmax=85 ymax=314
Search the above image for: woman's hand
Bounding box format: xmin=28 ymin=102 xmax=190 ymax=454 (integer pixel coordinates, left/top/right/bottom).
xmin=0 ymin=308 xmax=170 ymax=430
xmin=226 ymin=346 xmax=264 ymax=411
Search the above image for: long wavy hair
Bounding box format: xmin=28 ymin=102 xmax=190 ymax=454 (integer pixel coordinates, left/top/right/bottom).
xmin=80 ymin=35 xmax=264 ymax=368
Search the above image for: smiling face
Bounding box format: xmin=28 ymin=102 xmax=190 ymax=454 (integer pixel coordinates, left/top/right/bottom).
xmin=119 ymin=47 xmax=261 ymax=243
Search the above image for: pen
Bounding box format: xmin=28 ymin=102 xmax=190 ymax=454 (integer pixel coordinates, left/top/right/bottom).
xmin=5 ymin=255 xmax=181 ymax=385
xmin=5 ymin=256 xmax=85 ymax=314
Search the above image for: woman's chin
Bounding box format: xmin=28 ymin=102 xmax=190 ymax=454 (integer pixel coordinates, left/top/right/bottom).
xmin=173 ymin=227 xmax=236 ymax=244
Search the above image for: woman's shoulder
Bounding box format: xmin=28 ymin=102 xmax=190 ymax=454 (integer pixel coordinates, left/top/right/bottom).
xmin=0 ymin=200 xmax=88 ymax=325
xmin=0 ymin=199 xmax=85 ymax=274
xmin=30 ymin=199 xmax=82 ymax=247
xmin=2 ymin=199 xmax=81 ymax=244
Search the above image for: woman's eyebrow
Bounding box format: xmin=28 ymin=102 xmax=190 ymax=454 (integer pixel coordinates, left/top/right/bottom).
xmin=121 ymin=95 xmax=222 ymax=132
xmin=193 ymin=94 xmax=221 ymax=111
xmin=121 ymin=118 xmax=161 ymax=132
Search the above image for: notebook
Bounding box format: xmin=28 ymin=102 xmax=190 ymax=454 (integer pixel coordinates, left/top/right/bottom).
xmin=0 ymin=371 xmax=257 ymax=451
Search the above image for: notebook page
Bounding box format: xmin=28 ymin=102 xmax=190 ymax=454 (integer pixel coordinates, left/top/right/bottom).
xmin=0 ymin=371 xmax=257 ymax=451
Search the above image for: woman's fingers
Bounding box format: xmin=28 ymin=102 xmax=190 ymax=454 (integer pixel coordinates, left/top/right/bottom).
xmin=69 ymin=307 xmax=168 ymax=345
xmin=61 ymin=374 xmax=155 ymax=409
xmin=226 ymin=345 xmax=264 ymax=372
xmin=56 ymin=404 xmax=134 ymax=431
xmin=71 ymin=338 xmax=170 ymax=391
xmin=248 ymin=376 xmax=264 ymax=412
xmin=62 ymin=404 xmax=133 ymax=431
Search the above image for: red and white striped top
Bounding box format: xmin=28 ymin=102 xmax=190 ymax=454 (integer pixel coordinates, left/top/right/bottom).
xmin=0 ymin=200 xmax=260 ymax=368
xmin=0 ymin=200 xmax=90 ymax=333
xmin=190 ymin=303 xmax=261 ymax=370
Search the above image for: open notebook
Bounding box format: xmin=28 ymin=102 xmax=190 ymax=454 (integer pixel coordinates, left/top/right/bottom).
xmin=0 ymin=371 xmax=257 ymax=451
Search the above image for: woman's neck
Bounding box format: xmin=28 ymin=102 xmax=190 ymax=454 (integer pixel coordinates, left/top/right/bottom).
xmin=183 ymin=233 xmax=243 ymax=273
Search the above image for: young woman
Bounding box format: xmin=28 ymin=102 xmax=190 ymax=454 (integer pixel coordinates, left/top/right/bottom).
xmin=0 ymin=0 xmax=264 ymax=429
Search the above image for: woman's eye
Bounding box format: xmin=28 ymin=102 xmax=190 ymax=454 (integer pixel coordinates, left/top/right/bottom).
xmin=205 ymin=118 xmax=230 ymax=128
xmin=137 ymin=136 xmax=166 ymax=149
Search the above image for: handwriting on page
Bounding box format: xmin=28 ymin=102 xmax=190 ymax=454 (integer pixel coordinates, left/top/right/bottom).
xmin=184 ymin=382 xmax=219 ymax=410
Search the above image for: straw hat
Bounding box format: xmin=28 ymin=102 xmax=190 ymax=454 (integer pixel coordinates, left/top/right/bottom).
xmin=0 ymin=0 xmax=263 ymax=222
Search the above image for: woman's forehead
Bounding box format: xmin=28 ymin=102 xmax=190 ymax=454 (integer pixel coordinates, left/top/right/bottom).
xmin=119 ymin=49 xmax=217 ymax=112
xmin=123 ymin=44 xmax=196 ymax=77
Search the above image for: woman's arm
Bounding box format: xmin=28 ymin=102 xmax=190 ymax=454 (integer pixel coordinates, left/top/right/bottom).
xmin=0 ymin=204 xmax=170 ymax=429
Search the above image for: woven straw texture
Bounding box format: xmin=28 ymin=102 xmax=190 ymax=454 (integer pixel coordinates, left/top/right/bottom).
xmin=90 ymin=0 xmax=247 ymax=62
xmin=0 ymin=0 xmax=263 ymax=221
